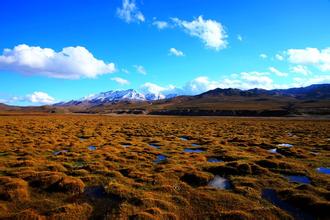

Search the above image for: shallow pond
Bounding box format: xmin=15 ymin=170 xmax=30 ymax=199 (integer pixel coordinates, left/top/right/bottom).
xmin=88 ymin=146 xmax=97 ymax=151
xmin=84 ymin=186 xmax=106 ymax=199
xmin=262 ymin=189 xmax=314 ymax=220
xmin=208 ymin=175 xmax=231 ymax=189
xmin=285 ymin=175 xmax=311 ymax=184
xmin=154 ymin=154 xmax=167 ymax=163
xmin=278 ymin=143 xmax=293 ymax=148
xmin=316 ymin=167 xmax=330 ymax=174
xmin=180 ymin=136 xmax=189 ymax=141
xmin=207 ymin=158 xmax=223 ymax=163
xmin=149 ymin=143 xmax=160 ymax=149
xmin=268 ymin=148 xmax=277 ymax=154
xmin=53 ymin=150 xmax=68 ymax=155
xmin=184 ymin=148 xmax=205 ymax=153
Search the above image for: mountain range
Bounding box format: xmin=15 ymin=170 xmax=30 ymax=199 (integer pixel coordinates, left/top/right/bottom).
xmin=54 ymin=89 xmax=176 ymax=107
xmin=1 ymin=84 xmax=330 ymax=116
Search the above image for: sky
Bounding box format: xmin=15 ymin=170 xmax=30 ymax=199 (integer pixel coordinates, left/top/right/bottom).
xmin=0 ymin=0 xmax=330 ymax=105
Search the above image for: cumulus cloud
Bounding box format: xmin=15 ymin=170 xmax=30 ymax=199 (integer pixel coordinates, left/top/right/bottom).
xmin=172 ymin=16 xmax=227 ymax=51
xmin=152 ymin=20 xmax=169 ymax=29
xmin=269 ymin=67 xmax=287 ymax=77
xmin=111 ymin=77 xmax=129 ymax=85
xmin=260 ymin=54 xmax=267 ymax=59
xmin=0 ymin=44 xmax=116 ymax=79
xmin=290 ymin=65 xmax=311 ymax=75
xmin=237 ymin=35 xmax=243 ymax=41
xmin=141 ymin=72 xmax=279 ymax=98
xmin=292 ymin=75 xmax=330 ymax=87
xmin=134 ymin=65 xmax=147 ymax=75
xmin=26 ymin=92 xmax=55 ymax=104
xmin=169 ymin=48 xmax=184 ymax=57
xmin=275 ymin=54 xmax=284 ymax=61
xmin=141 ymin=82 xmax=177 ymax=99
xmin=286 ymin=47 xmax=330 ymax=71
xmin=116 ymin=0 xmax=145 ymax=23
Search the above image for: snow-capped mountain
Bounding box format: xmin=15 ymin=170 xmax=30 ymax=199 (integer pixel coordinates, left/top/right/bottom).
xmin=54 ymin=89 xmax=177 ymax=106
xmin=84 ymin=89 xmax=146 ymax=102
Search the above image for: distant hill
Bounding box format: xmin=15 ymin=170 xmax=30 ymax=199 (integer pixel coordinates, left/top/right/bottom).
xmin=1 ymin=84 xmax=330 ymax=116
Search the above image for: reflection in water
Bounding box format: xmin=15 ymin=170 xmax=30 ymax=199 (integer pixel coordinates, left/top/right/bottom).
xmin=278 ymin=143 xmax=293 ymax=148
xmin=285 ymin=175 xmax=311 ymax=184
xmin=149 ymin=143 xmax=160 ymax=149
xmin=208 ymin=175 xmax=231 ymax=189
xmin=184 ymin=148 xmax=205 ymax=153
xmin=53 ymin=150 xmax=68 ymax=155
xmin=316 ymin=167 xmax=330 ymax=174
xmin=268 ymin=148 xmax=277 ymax=154
xmin=180 ymin=136 xmax=189 ymax=141
xmin=207 ymin=158 xmax=223 ymax=163
xmin=88 ymin=146 xmax=97 ymax=151
xmin=262 ymin=189 xmax=314 ymax=220
xmin=154 ymin=154 xmax=167 ymax=163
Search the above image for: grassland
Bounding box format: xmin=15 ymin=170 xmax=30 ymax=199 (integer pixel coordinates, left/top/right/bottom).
xmin=0 ymin=115 xmax=329 ymax=219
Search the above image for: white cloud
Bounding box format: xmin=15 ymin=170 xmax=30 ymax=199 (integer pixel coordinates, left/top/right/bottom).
xmin=286 ymin=47 xmax=330 ymax=71
xmin=292 ymin=75 xmax=330 ymax=87
xmin=169 ymin=48 xmax=184 ymax=57
xmin=269 ymin=67 xmax=287 ymax=77
xmin=237 ymin=35 xmax=243 ymax=41
xmin=142 ymin=82 xmax=167 ymax=94
xmin=275 ymin=54 xmax=284 ymax=61
xmin=290 ymin=65 xmax=311 ymax=75
xmin=152 ymin=20 xmax=169 ymax=29
xmin=141 ymin=72 xmax=277 ymax=97
xmin=260 ymin=54 xmax=267 ymax=59
xmin=172 ymin=16 xmax=227 ymax=51
xmin=183 ymin=76 xmax=220 ymax=94
xmin=26 ymin=92 xmax=55 ymax=104
xmin=134 ymin=65 xmax=147 ymax=75
xmin=0 ymin=44 xmax=116 ymax=79
xmin=116 ymin=0 xmax=145 ymax=23
xmin=141 ymin=82 xmax=177 ymax=98
xmin=111 ymin=77 xmax=129 ymax=85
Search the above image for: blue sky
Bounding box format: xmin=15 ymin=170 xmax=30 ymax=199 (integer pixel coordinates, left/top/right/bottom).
xmin=0 ymin=0 xmax=330 ymax=105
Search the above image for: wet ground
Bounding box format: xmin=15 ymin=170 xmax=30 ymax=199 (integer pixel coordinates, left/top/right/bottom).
xmin=0 ymin=115 xmax=329 ymax=219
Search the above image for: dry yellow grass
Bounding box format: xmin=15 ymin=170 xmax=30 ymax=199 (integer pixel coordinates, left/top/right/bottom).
xmin=0 ymin=115 xmax=329 ymax=219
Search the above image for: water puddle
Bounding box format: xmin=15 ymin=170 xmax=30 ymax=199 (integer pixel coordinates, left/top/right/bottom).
xmin=154 ymin=155 xmax=167 ymax=164
xmin=122 ymin=144 xmax=131 ymax=148
xmin=88 ymin=146 xmax=97 ymax=151
xmin=84 ymin=186 xmax=106 ymax=199
xmin=53 ymin=150 xmax=68 ymax=155
xmin=180 ymin=136 xmax=189 ymax=141
xmin=268 ymin=148 xmax=278 ymax=154
xmin=262 ymin=189 xmax=314 ymax=220
xmin=207 ymin=158 xmax=223 ymax=163
xmin=316 ymin=167 xmax=330 ymax=174
xmin=208 ymin=175 xmax=231 ymax=189
xmin=149 ymin=143 xmax=160 ymax=149
xmin=285 ymin=175 xmax=311 ymax=184
xmin=184 ymin=148 xmax=205 ymax=153
xmin=278 ymin=143 xmax=293 ymax=148
xmin=191 ymin=143 xmax=200 ymax=147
